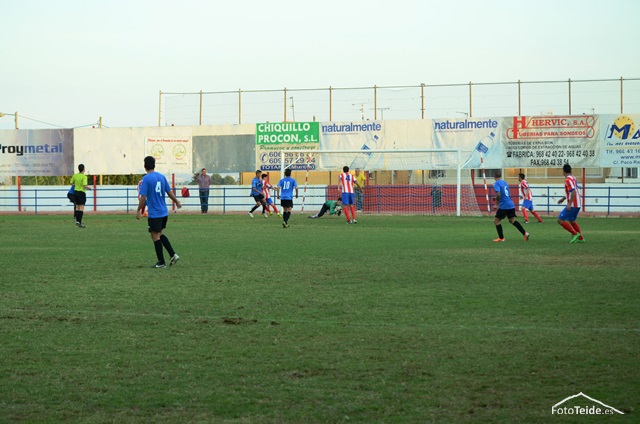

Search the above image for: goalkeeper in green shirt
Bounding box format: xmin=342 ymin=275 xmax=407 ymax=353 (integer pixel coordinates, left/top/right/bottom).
xmin=309 ymin=198 xmax=342 ymax=219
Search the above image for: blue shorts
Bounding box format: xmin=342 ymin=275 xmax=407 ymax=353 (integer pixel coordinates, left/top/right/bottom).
xmin=558 ymin=207 xmax=580 ymax=222
xmin=341 ymin=193 xmax=355 ymax=205
xmin=266 ymin=198 xmax=274 ymax=205
xmin=521 ymin=199 xmax=534 ymax=211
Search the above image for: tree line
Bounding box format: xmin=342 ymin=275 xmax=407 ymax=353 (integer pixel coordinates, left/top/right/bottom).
xmin=18 ymin=175 xmax=145 ymax=186
xmin=188 ymin=173 xmax=237 ymax=185
xmin=17 ymin=173 xmax=237 ymax=186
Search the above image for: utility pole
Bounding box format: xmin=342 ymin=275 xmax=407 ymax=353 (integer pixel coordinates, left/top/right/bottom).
xmin=375 ymin=107 xmax=390 ymax=120
xmin=0 ymin=112 xmax=18 ymax=129
xmin=289 ymin=97 xmax=295 ymax=121
xmin=352 ymin=103 xmax=365 ymax=120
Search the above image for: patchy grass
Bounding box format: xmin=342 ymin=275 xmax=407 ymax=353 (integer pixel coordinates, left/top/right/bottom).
xmin=1 ymin=214 xmax=638 ymax=423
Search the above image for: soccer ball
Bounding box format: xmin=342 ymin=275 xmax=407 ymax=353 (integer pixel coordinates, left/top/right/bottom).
xmin=334 ymin=205 xmax=342 ymax=213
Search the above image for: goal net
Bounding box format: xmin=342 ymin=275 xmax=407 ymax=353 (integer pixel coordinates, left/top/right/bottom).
xmin=280 ymin=149 xmax=481 ymax=216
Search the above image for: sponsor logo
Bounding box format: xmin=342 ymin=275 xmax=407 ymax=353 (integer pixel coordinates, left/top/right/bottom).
xmin=150 ymin=144 xmax=164 ymax=160
xmin=605 ymin=115 xmax=640 ymax=140
xmin=172 ymin=144 xmax=187 ymax=161
xmin=604 ymin=115 xmax=640 ymax=165
xmin=257 ymin=122 xmax=313 ymax=133
xmin=321 ymin=122 xmax=382 ymax=134
xmin=256 ymin=122 xmax=319 ymax=144
xmin=434 ymin=119 xmax=498 ymax=132
xmin=506 ymin=116 xmax=595 ymax=140
xmin=0 ymin=143 xmax=64 ymax=156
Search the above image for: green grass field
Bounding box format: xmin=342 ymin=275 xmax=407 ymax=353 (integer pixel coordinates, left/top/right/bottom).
xmin=1 ymin=213 xmax=638 ymax=423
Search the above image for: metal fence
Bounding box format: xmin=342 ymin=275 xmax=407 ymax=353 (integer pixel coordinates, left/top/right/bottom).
xmin=159 ymin=77 xmax=640 ymax=126
xmin=482 ymin=185 xmax=640 ymax=216
xmin=2 ymin=185 xmax=640 ymax=216
xmin=0 ymin=186 xmax=329 ymax=214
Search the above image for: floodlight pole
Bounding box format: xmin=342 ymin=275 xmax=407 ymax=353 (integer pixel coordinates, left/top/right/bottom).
xmin=158 ymin=91 xmax=162 ymax=126
xmin=0 ymin=112 xmax=18 ymax=129
xmin=456 ymin=149 xmax=461 ymax=216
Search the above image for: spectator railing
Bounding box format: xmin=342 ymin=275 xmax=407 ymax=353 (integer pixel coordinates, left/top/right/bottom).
xmin=1 ymin=185 xmax=639 ymax=215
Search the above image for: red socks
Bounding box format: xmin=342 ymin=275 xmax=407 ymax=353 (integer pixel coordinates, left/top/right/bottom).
xmin=532 ymin=211 xmax=542 ymax=222
xmin=571 ymin=222 xmax=583 ymax=239
xmin=560 ymin=221 xmax=576 ymax=235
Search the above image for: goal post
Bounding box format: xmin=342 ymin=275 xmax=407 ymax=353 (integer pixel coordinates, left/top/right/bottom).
xmin=280 ymin=149 xmax=480 ymax=216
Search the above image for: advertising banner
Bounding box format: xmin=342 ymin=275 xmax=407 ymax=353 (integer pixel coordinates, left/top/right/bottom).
xmin=598 ymin=114 xmax=640 ymax=167
xmin=145 ymin=134 xmax=192 ymax=173
xmin=255 ymin=122 xmax=319 ymax=171
xmin=501 ymin=115 xmax=599 ymax=168
xmin=318 ymin=121 xmax=386 ymax=170
xmin=0 ymin=129 xmax=73 ymax=176
xmin=432 ymin=118 xmax=502 ymax=169
xmin=75 ymin=127 xmax=192 ymax=174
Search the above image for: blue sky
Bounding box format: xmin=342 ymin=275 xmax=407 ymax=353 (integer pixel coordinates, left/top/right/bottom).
xmin=1 ymin=0 xmax=639 ymax=129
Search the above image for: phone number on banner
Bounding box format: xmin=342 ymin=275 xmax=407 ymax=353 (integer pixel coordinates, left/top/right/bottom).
xmin=506 ymin=149 xmax=596 ymax=167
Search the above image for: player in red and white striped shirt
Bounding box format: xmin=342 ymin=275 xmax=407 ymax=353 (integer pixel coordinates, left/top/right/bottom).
xmin=556 ymin=164 xmax=585 ymax=243
xmin=518 ymin=173 xmax=543 ymax=224
xmin=261 ymin=173 xmax=281 ymax=217
xmin=339 ymin=166 xmax=361 ymax=224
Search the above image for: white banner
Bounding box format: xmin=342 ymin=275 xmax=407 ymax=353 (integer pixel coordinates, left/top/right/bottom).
xmin=598 ymin=114 xmax=640 ymax=167
xmin=432 ymin=118 xmax=502 ymax=169
xmin=319 ymin=121 xmax=387 ymax=170
xmin=74 ymin=127 xmax=192 ymax=174
xmin=144 ymin=133 xmax=192 ymax=173
xmin=501 ymin=115 xmax=599 ymax=168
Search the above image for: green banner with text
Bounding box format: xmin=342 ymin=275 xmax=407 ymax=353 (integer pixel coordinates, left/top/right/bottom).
xmin=256 ymin=122 xmax=319 ymax=145
xmin=255 ymin=122 xmax=319 ymax=170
